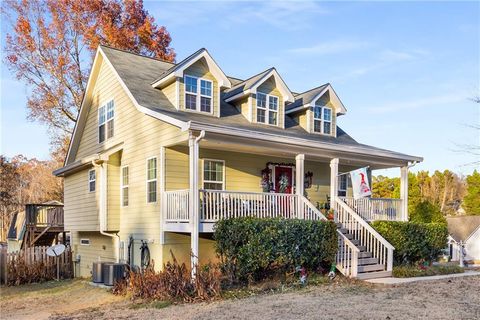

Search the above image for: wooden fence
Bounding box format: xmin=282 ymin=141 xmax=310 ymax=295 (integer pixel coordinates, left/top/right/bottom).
xmin=0 ymin=246 xmax=73 ymax=285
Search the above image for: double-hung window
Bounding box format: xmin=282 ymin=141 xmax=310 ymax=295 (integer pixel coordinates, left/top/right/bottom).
xmin=313 ymin=103 xmax=332 ymax=135
xmin=121 ymin=166 xmax=129 ymax=206
xmin=256 ymin=92 xmax=278 ymax=125
xmin=203 ymin=160 xmax=224 ymax=190
xmin=338 ymin=174 xmax=348 ymax=197
xmin=88 ymin=169 xmax=96 ymax=192
xmin=146 ymin=158 xmax=157 ymax=203
xmin=184 ymin=75 xmax=212 ymax=113
xmin=98 ymin=100 xmax=114 ymax=143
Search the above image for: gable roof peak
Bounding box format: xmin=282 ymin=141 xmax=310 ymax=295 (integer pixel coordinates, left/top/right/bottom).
xmin=151 ymin=47 xmax=231 ymax=89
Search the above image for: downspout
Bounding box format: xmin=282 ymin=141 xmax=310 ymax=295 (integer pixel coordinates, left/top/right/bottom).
xmin=92 ymin=158 xmax=120 ymax=263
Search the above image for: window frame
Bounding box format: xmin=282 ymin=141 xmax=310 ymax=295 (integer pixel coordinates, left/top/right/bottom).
xmin=313 ymin=104 xmax=333 ymax=135
xmin=202 ymin=159 xmax=225 ymax=190
xmin=121 ymin=165 xmax=129 ymax=207
xmin=184 ymin=75 xmax=213 ymax=114
xmin=338 ymin=173 xmax=349 ymax=197
xmin=98 ymin=99 xmax=115 ymax=143
xmin=256 ymin=92 xmax=279 ymax=126
xmin=80 ymin=239 xmax=91 ymax=246
xmin=146 ymin=157 xmax=158 ymax=203
xmin=88 ymin=169 xmax=96 ymax=193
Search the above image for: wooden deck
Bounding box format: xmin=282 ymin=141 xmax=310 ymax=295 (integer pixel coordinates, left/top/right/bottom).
xmin=23 ymin=204 xmax=65 ymax=248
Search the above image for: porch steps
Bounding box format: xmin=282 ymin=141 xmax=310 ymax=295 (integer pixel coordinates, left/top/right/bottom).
xmin=336 ymin=223 xmax=392 ymax=280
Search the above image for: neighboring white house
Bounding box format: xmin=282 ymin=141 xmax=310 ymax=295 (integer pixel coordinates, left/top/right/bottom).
xmin=447 ymin=216 xmax=480 ymax=265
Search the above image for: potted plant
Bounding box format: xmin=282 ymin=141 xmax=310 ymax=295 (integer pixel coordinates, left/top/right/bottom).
xmin=326 ymin=209 xmax=335 ymax=220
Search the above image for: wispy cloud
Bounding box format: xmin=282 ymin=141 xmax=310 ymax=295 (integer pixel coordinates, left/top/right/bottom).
xmin=288 ymin=40 xmax=370 ymax=55
xmin=366 ymin=93 xmax=467 ymax=114
xmin=148 ymin=1 xmax=330 ymax=30
xmin=332 ymin=48 xmax=430 ymax=82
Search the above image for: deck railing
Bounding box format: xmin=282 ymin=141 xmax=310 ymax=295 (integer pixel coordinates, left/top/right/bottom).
xmin=165 ymin=189 xmax=190 ymax=222
xmin=334 ymin=198 xmax=394 ymax=274
xmin=339 ymin=197 xmax=402 ymax=221
xmin=25 ymin=204 xmax=64 ymax=227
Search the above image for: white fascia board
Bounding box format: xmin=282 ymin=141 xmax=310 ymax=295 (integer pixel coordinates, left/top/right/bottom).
xmin=98 ymin=47 xmax=188 ymax=130
xmin=65 ymin=47 xmax=189 ymax=166
xmin=224 ymin=89 xmax=251 ymax=103
xmin=152 ymin=50 xmax=232 ymax=89
xmin=65 ymin=49 xmax=103 ymax=165
xmin=186 ymin=121 xmax=423 ymax=163
xmin=311 ymin=85 xmax=347 ymax=115
xmin=251 ymin=69 xmax=295 ymax=103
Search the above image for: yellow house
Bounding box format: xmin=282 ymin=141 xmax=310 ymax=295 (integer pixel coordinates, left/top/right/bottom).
xmin=54 ymin=46 xmax=422 ymax=280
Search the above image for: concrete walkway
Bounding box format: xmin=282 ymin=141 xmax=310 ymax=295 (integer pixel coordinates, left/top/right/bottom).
xmin=366 ymin=270 xmax=480 ymax=284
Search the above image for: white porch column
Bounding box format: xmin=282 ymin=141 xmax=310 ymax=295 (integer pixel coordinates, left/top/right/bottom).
xmin=330 ymin=158 xmax=339 ymax=210
xmin=295 ymin=154 xmax=305 ymax=219
xmin=159 ymin=146 xmax=166 ymax=245
xmin=189 ymin=136 xmax=200 ymax=276
xmin=400 ymin=166 xmax=409 ymax=221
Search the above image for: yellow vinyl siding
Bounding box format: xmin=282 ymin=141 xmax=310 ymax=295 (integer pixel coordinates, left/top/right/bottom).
xmin=71 ymin=231 xmax=116 ymax=278
xmin=64 ymin=168 xmax=99 ymax=232
xmin=254 ymin=76 xmax=285 ymax=128
xmin=107 ymin=152 xmax=121 ymax=231
xmin=178 ymin=58 xmax=220 ymax=117
xmin=161 ymin=79 xmax=177 ymax=108
xmin=236 ymin=96 xmax=251 ymax=121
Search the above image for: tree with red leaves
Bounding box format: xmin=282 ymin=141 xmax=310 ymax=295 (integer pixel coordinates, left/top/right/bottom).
xmin=2 ymin=0 xmax=175 ymax=158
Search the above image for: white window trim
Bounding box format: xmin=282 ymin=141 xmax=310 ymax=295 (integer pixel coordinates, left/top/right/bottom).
xmin=97 ymin=98 xmax=115 ymax=144
xmin=121 ymin=165 xmax=129 ymax=207
xmin=338 ymin=173 xmax=348 ymax=195
xmin=202 ymin=159 xmax=225 ymax=190
xmin=313 ymin=105 xmax=333 ymax=135
xmin=256 ymin=92 xmax=279 ymax=126
xmin=88 ymin=169 xmax=96 ymax=193
xmin=184 ymin=75 xmax=214 ymax=114
xmin=80 ymin=238 xmax=91 ymax=246
xmin=146 ymin=157 xmax=158 ymax=203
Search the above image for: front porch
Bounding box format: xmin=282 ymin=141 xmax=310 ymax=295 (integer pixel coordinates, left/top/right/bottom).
xmin=159 ymin=130 xmax=413 ymax=278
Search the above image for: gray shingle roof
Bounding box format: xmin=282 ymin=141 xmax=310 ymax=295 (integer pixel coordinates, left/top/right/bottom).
xmin=223 ymin=67 xmax=274 ymax=100
xmin=99 ymin=46 xmax=420 ymax=161
xmin=447 ymin=216 xmax=480 ymax=242
xmin=285 ymin=83 xmax=330 ymax=111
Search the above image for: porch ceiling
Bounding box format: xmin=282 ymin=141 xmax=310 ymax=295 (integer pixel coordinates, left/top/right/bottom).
xmin=194 ymin=132 xmax=410 ymax=170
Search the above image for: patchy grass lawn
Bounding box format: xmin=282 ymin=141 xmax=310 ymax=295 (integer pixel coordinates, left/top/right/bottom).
xmin=1 ymin=275 xmax=479 ymax=320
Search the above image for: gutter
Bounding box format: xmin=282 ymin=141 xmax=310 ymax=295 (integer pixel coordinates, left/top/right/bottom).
xmin=185 ymin=121 xmax=423 ymax=163
xmin=92 ymin=158 xmax=120 ymax=263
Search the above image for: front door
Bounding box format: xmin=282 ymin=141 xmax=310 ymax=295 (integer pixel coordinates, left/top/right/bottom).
xmin=274 ymin=166 xmax=294 ymax=194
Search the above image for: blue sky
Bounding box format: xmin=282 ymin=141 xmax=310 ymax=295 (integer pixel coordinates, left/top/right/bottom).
xmin=1 ymin=1 xmax=479 ymax=176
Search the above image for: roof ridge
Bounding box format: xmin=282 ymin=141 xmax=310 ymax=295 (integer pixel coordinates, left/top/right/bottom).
xmin=99 ymin=45 xmax=176 ymax=65
xmin=296 ymin=83 xmax=330 ymax=96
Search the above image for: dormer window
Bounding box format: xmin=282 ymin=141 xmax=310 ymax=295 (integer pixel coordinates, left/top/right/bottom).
xmin=185 ymin=75 xmax=212 ymax=113
xmin=256 ymin=92 xmax=278 ymax=125
xmin=313 ymin=104 xmax=332 ymax=135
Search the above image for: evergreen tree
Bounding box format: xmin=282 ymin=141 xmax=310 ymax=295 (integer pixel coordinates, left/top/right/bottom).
xmin=463 ymin=170 xmax=480 ymax=215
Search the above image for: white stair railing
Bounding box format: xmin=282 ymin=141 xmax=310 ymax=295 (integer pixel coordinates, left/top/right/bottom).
xmin=164 ymin=189 xmax=190 ymax=222
xmin=336 ymin=230 xmax=359 ymax=278
xmin=339 ymin=197 xmax=402 ymax=221
xmin=334 ymin=198 xmax=394 ymax=273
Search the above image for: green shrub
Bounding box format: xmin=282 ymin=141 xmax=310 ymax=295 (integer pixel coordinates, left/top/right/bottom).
xmin=371 ymin=221 xmax=448 ymax=265
xmin=393 ymin=265 xmax=464 ymax=278
xmin=214 ymin=218 xmax=337 ymax=283
xmin=409 ymin=200 xmax=446 ymax=224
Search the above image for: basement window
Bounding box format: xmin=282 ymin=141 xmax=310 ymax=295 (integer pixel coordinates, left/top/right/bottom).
xmin=80 ymin=239 xmax=91 ymax=246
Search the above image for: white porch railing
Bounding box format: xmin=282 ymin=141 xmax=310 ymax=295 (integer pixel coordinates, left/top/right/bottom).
xmin=165 ymin=189 xmax=190 ymax=222
xmin=334 ymin=198 xmax=394 ymax=273
xmin=339 ymin=197 xmax=402 ymax=221
xmin=199 ymin=190 xmax=326 ymax=222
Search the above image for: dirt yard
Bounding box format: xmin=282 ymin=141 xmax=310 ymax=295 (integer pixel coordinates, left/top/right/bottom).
xmin=1 ymin=276 xmax=479 ymax=320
